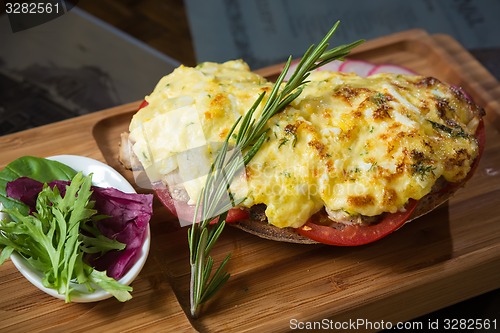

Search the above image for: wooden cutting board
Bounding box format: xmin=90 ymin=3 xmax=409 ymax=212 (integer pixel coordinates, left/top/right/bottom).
xmin=1 ymin=29 xmax=499 ymax=333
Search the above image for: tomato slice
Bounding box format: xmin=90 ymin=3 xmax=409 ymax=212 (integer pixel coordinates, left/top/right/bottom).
xmin=296 ymin=199 xmax=418 ymax=246
xmin=138 ymin=99 xmax=149 ymax=109
xmin=154 ymin=187 xmax=249 ymax=224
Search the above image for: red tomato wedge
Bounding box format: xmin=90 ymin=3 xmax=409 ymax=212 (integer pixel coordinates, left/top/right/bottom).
xmin=296 ymin=199 xmax=418 ymax=246
xmin=138 ymin=99 xmax=149 ymax=109
xmin=154 ymin=187 xmax=249 ymax=223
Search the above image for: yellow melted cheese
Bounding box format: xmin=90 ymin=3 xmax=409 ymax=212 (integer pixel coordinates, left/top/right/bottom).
xmin=129 ymin=60 xmax=481 ymax=228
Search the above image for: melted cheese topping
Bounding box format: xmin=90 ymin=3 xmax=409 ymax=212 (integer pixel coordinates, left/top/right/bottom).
xmin=129 ymin=60 xmax=481 ymax=228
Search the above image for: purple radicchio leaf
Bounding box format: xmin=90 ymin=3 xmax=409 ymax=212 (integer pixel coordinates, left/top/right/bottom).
xmin=5 ymin=177 xmax=45 ymax=211
xmin=87 ymin=186 xmax=152 ymax=279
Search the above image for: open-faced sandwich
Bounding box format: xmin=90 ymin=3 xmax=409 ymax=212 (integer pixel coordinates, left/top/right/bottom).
xmin=119 ymin=59 xmax=485 ymax=246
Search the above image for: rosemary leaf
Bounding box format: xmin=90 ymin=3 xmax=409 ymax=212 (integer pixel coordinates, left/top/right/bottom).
xmin=187 ymin=20 xmax=363 ymax=318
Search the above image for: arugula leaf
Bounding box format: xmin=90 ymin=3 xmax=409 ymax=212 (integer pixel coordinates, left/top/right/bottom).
xmin=89 ymin=270 xmax=132 ymax=302
xmin=79 ymin=222 xmax=126 ymax=254
xmin=0 ymin=156 xmax=77 ymax=215
xmin=0 ymin=172 xmax=132 ymax=302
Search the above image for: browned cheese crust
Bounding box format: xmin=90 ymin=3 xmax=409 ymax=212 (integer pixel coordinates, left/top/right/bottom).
xmin=120 ymin=69 xmax=485 ymax=245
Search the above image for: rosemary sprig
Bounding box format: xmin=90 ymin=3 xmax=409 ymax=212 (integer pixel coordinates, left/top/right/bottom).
xmin=187 ymin=21 xmax=363 ymax=318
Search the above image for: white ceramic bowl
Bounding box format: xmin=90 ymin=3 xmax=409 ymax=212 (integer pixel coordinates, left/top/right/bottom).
xmin=7 ymin=155 xmax=151 ymax=302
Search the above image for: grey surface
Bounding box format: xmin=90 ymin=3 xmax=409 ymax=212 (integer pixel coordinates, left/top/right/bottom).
xmin=0 ymin=8 xmax=180 ymax=135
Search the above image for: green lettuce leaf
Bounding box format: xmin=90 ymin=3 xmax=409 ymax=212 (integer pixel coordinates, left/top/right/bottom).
xmin=0 ymin=156 xmax=77 ymax=215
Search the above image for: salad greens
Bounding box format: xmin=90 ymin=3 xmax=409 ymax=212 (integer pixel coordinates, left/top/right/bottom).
xmin=0 ymin=172 xmax=132 ymax=302
xmin=7 ymin=176 xmax=153 ymax=280
xmin=0 ymin=156 xmax=153 ymax=302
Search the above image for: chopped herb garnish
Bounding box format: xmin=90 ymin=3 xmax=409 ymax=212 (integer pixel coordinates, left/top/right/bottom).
xmin=372 ymin=92 xmax=387 ymax=106
xmin=278 ymin=131 xmax=297 ymax=148
xmin=428 ymin=120 xmax=469 ymax=138
xmin=278 ymin=137 xmax=289 ymax=148
xmin=411 ymin=161 xmax=436 ymax=180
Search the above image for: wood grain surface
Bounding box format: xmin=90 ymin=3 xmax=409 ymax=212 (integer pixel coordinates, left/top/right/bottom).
xmin=1 ymin=30 xmax=499 ymax=333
